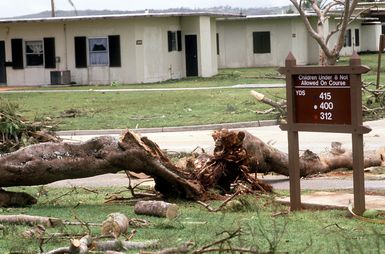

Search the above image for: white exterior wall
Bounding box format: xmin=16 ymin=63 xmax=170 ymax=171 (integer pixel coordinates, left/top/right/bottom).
xmin=199 ymin=17 xmax=217 ymax=77
xmin=328 ymin=19 xmax=362 ymax=56
xmin=0 ymin=15 xmax=218 ymax=86
xmin=65 ymin=19 xmax=136 ymax=85
xmin=134 ymin=17 xmax=184 ymax=83
xmin=181 ymin=16 xmax=218 ymax=77
xmin=65 ymin=17 xmax=184 ymax=85
xmin=217 ymin=17 xmax=318 ymax=68
xmin=1 ymin=22 xmax=67 ymax=86
xmin=361 ymin=22 xmax=381 ymax=52
xmin=247 ymin=19 xmax=293 ymax=67
xmin=217 ymin=20 xmax=247 ymax=68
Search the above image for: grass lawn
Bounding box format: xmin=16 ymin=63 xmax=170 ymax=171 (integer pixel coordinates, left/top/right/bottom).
xmin=1 ymin=53 xmax=384 ymax=131
xmin=1 ymin=186 xmax=385 ymax=253
xmin=1 ymin=88 xmax=283 ymax=131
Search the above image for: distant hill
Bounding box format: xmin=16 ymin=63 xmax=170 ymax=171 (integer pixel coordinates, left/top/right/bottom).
xmin=7 ymin=6 xmax=292 ymax=19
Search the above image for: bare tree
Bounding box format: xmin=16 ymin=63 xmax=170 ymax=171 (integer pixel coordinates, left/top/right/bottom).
xmin=290 ymin=0 xmax=359 ymax=65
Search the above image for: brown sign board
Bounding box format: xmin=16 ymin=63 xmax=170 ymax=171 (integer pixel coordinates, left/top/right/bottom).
xmin=293 ymin=74 xmax=351 ymax=125
xmin=278 ymin=52 xmax=371 ymax=215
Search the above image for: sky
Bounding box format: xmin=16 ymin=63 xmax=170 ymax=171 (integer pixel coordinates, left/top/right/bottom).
xmin=0 ymin=0 xmax=292 ymax=18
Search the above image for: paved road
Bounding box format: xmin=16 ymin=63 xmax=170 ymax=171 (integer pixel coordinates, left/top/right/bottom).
xmin=59 ymin=118 xmax=385 ymax=154
xmin=47 ymin=172 xmax=385 ymax=190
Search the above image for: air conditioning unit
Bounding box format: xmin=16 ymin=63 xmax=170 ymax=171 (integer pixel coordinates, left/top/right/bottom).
xmin=50 ymin=70 xmax=71 ymax=85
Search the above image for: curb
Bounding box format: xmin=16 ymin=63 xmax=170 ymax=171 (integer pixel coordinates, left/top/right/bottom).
xmin=56 ymin=120 xmax=279 ymax=136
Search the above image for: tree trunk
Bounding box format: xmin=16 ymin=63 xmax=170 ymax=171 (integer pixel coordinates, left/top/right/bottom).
xmin=0 ymin=129 xmax=383 ymax=207
xmin=0 ymin=131 xmax=205 ymax=200
xmin=239 ymin=130 xmax=385 ymax=177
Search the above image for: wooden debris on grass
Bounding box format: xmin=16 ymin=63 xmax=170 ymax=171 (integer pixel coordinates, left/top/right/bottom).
xmin=0 ymin=98 xmax=60 ymax=154
xmin=250 ymin=90 xmax=286 ymax=119
xmin=45 ymin=235 xmax=158 ymax=254
xmin=134 ymin=201 xmax=179 ymax=219
xmin=101 ymin=213 xmax=129 ymax=239
xmin=22 ymin=224 xmax=46 ymax=239
xmin=0 ymin=214 xmax=63 ymax=227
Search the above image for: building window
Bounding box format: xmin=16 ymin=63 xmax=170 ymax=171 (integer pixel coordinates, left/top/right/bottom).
xmin=75 ymin=36 xmax=121 ymax=68
xmin=344 ymin=29 xmax=352 ymax=47
xmin=253 ymin=31 xmax=271 ymax=54
xmin=168 ymin=30 xmax=182 ymax=52
xmin=89 ymin=37 xmax=109 ymax=65
xmin=25 ymin=40 xmax=44 ymax=66
xmin=355 ymin=29 xmax=360 ymax=47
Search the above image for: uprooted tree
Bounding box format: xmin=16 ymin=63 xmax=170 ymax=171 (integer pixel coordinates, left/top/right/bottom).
xmin=0 ymin=129 xmax=384 ymax=207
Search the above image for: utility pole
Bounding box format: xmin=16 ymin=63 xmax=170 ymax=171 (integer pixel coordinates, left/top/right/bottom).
xmin=51 ymin=0 xmax=55 ymax=17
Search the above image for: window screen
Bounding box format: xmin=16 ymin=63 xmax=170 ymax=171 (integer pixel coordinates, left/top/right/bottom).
xmin=89 ymin=38 xmax=108 ymax=65
xmin=25 ymin=40 xmax=44 ymax=66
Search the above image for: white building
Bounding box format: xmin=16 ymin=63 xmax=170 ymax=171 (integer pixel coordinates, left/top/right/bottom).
xmin=0 ymin=12 xmax=234 ymax=86
xmin=217 ymin=13 xmax=381 ymax=68
xmin=0 ymin=11 xmax=381 ymax=86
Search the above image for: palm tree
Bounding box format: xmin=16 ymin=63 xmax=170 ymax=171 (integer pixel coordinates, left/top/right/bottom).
xmin=51 ymin=0 xmax=77 ymax=17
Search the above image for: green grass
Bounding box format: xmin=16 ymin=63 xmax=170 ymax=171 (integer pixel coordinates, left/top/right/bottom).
xmin=1 ymin=88 xmax=283 ymax=130
xmin=1 ymin=186 xmax=385 ymax=253
xmin=1 ymin=53 xmax=385 ymax=131
xmin=339 ymin=52 xmax=385 ymax=84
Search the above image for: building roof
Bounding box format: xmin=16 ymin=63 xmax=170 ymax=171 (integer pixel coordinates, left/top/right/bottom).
xmin=245 ymin=13 xmax=316 ymax=19
xmin=218 ymin=13 xmax=317 ymax=21
xmin=0 ymin=11 xmax=243 ymax=24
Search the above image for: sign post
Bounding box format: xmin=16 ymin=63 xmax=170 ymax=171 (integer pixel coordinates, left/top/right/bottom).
xmin=279 ymin=52 xmax=371 ymax=215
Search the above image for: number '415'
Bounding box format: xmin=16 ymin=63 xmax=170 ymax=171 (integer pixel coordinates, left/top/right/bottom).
xmin=319 ymin=92 xmax=331 ymax=100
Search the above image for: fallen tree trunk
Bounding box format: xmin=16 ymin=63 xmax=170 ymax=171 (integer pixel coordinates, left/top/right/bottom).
xmin=239 ymin=130 xmax=385 ymax=177
xmin=0 ymin=131 xmax=204 ymax=200
xmin=0 ymin=129 xmax=383 ymax=207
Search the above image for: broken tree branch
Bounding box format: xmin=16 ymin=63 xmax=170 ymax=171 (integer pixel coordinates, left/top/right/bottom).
xmin=0 ymin=214 xmax=63 ymax=227
xmin=197 ymin=191 xmax=241 ymax=212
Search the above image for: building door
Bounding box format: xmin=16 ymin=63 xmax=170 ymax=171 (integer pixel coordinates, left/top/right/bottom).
xmin=185 ymin=35 xmax=198 ymax=77
xmin=0 ymin=41 xmax=6 ymax=85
